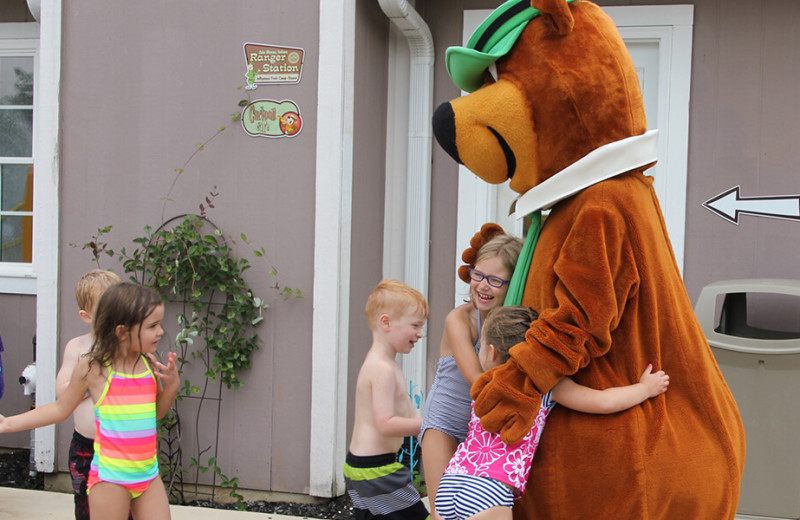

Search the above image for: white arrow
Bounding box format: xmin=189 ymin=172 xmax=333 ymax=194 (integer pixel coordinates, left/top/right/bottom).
xmin=703 ymin=186 xmax=800 ymax=224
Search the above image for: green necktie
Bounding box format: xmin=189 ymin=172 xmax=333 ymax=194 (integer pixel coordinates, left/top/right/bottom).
xmin=503 ymin=210 xmax=541 ymax=306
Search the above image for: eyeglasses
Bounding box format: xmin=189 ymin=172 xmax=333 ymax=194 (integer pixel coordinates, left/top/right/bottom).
xmin=468 ymin=268 xmax=510 ymax=288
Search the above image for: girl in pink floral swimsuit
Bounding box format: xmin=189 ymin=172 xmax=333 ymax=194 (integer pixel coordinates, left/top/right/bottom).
xmin=435 ymin=306 xmax=670 ymax=520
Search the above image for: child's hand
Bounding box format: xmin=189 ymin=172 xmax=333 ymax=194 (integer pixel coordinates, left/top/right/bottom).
xmin=149 ymin=352 xmax=179 ymax=390
xmin=639 ymin=364 xmax=669 ymax=398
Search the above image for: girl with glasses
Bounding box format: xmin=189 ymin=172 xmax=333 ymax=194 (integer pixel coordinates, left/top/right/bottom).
xmin=419 ymin=225 xmax=522 ymax=520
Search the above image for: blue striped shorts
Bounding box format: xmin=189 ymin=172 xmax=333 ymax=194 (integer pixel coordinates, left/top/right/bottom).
xmin=435 ymin=473 xmax=514 ymax=520
xmin=343 ymin=452 xmax=429 ymax=519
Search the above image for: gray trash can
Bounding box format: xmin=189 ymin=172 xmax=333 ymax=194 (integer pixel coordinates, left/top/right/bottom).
xmin=695 ymin=279 xmax=800 ymax=520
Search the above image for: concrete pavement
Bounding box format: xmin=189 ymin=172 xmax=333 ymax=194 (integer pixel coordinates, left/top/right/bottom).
xmin=0 ymin=486 xmax=432 ymax=519
xmin=0 ymin=487 xmax=303 ymax=519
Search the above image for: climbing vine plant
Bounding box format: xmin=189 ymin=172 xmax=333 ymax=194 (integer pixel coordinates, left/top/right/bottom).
xmin=122 ymin=213 xmax=273 ymax=390
xmin=76 ymin=97 xmax=302 ymax=509
xmin=84 ymin=213 xmax=301 ymax=507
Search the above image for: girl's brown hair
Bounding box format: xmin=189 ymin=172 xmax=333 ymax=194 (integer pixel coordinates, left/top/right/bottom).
xmin=474 ymin=234 xmax=523 ymax=280
xmin=90 ymin=282 xmax=163 ymax=368
xmin=482 ymin=306 xmax=539 ymax=363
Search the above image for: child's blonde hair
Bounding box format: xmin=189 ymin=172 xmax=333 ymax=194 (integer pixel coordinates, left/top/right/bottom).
xmin=475 ymin=234 xmax=523 ymax=279
xmin=90 ymin=282 xmax=163 ymax=368
xmin=482 ymin=306 xmax=539 ymax=363
xmin=75 ymin=269 xmax=122 ymax=312
xmin=365 ymin=279 xmax=428 ymax=331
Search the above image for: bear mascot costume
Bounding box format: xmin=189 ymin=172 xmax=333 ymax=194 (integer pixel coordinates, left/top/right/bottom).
xmin=432 ymin=0 xmax=746 ymax=518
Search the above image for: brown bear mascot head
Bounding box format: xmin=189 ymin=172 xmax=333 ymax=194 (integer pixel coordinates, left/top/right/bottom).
xmin=433 ymin=0 xmax=649 ymax=196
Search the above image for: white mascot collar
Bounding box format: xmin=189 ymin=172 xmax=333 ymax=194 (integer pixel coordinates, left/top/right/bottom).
xmin=514 ymin=130 xmax=658 ymax=220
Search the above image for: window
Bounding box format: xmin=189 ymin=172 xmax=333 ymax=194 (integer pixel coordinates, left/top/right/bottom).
xmin=0 ymin=55 xmax=34 ymax=263
xmin=0 ymin=23 xmax=38 ymax=294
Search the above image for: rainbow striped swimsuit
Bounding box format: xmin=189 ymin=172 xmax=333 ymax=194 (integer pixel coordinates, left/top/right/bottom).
xmin=87 ymin=357 xmax=159 ymax=498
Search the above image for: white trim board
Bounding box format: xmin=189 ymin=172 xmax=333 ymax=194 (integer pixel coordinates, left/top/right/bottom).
xmin=34 ymin=0 xmax=62 ymax=473
xmin=309 ymin=0 xmax=355 ymax=498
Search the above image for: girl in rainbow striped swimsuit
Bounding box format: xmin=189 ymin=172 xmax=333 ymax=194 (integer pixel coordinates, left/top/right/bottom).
xmin=0 ymin=282 xmax=179 ymax=520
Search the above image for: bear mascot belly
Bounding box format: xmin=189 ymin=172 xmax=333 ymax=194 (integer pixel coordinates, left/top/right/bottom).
xmin=432 ymin=1 xmax=745 ymax=518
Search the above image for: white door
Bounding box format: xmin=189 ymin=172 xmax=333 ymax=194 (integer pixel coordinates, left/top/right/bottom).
xmin=455 ymin=6 xmax=694 ymax=304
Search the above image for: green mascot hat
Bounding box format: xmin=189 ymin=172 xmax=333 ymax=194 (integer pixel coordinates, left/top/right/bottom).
xmin=446 ymin=0 xmax=576 ymax=93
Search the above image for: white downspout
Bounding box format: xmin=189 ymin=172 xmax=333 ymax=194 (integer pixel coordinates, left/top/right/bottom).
xmin=26 ymin=0 xmax=41 ymax=20
xmin=377 ymin=0 xmax=434 ymax=408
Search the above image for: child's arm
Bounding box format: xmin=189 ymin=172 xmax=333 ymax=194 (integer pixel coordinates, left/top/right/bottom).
xmin=149 ymin=352 xmax=179 ymax=420
xmin=443 ymin=307 xmax=483 ymax=384
xmin=551 ymin=364 xmax=669 ymax=415
xmin=371 ymin=363 xmax=421 ymax=438
xmin=1 ymin=358 xmax=91 ymax=433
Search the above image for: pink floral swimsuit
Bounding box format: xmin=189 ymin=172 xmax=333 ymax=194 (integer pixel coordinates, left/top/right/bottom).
xmin=444 ymin=392 xmax=554 ymax=497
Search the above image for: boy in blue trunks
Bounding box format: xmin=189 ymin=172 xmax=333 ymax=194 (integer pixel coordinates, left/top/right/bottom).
xmin=343 ymin=279 xmax=430 ymax=520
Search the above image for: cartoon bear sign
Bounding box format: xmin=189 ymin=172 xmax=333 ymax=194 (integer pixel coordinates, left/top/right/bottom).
xmin=432 ymin=1 xmax=745 ymax=519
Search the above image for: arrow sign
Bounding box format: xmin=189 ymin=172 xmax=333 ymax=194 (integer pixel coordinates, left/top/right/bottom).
xmin=703 ymin=186 xmax=800 ymax=224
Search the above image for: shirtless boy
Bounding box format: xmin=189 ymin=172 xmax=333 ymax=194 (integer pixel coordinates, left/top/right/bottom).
xmin=343 ymin=279 xmax=430 ymax=520
xmin=55 ymin=269 xmax=121 ymax=520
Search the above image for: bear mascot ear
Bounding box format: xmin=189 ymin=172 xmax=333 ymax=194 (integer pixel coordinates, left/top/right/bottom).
xmin=532 ymin=0 xmax=574 ymax=36
xmin=457 ymin=223 xmax=506 ymax=283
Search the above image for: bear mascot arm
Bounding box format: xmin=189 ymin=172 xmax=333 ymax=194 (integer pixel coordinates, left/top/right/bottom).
xmin=472 ymin=195 xmax=640 ymax=440
xmin=433 ymin=1 xmax=745 ymax=518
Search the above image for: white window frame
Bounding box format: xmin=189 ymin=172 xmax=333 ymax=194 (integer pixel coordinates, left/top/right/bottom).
xmin=0 ymin=23 xmax=38 ymax=294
